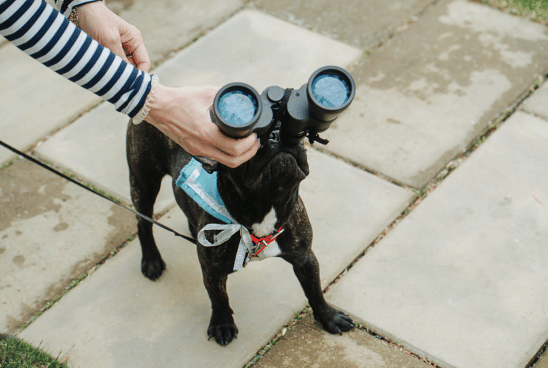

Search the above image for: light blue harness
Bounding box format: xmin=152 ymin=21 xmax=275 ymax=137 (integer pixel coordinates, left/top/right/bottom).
xmin=176 ymin=158 xmax=273 ymax=271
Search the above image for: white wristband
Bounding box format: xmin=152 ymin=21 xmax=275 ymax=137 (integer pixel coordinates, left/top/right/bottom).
xmin=132 ymin=74 xmax=160 ymax=125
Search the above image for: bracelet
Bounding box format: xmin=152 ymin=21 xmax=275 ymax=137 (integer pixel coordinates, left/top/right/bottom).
xmin=132 ymin=74 xmax=160 ymax=125
xmin=69 ymin=8 xmax=79 ymax=28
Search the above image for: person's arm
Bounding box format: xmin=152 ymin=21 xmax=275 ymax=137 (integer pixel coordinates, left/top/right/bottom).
xmin=1 ymin=0 xmax=150 ymax=117
xmin=0 ymin=0 xmax=259 ymax=166
xmin=62 ymin=0 xmax=151 ymax=72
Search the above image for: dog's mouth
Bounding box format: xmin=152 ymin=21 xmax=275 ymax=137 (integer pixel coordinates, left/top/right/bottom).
xmin=241 ymin=131 xmax=310 ymax=194
xmin=248 ymin=151 xmax=308 ymax=191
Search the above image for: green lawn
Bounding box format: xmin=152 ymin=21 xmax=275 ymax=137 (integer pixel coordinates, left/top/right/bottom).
xmin=476 ymin=0 xmax=548 ymax=24
xmin=0 ymin=335 xmax=67 ymax=368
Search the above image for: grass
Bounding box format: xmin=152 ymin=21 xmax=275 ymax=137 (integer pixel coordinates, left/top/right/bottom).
xmin=476 ymin=0 xmax=548 ymax=23
xmin=0 ymin=335 xmax=68 ymax=368
xmin=0 ymin=158 xmax=17 ymax=171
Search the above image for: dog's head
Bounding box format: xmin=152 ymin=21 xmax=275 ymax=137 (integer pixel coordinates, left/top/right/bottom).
xmin=217 ymin=130 xmax=309 ymax=228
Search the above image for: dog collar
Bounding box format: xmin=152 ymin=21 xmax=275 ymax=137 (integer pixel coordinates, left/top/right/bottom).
xmin=176 ymin=158 xmax=282 ymax=272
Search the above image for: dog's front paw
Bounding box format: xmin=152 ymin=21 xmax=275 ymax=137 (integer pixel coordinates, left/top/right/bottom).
xmin=141 ymin=257 xmax=166 ymax=281
xmin=208 ymin=323 xmax=238 ymax=346
xmin=315 ymin=305 xmax=355 ymax=335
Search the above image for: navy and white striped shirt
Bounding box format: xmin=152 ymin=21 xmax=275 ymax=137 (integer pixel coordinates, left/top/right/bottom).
xmin=0 ymin=0 xmax=151 ymax=117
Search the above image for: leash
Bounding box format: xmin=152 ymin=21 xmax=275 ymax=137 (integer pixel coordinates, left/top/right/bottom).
xmin=0 ymin=139 xmax=195 ymax=243
xmin=1 ymin=89 xmax=295 ymax=252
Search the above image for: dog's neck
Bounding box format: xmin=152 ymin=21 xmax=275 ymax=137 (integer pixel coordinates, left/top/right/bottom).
xmin=217 ymin=172 xmax=299 ymax=234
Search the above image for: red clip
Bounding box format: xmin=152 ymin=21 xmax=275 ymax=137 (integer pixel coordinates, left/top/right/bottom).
xmin=251 ymin=226 xmax=284 ymax=257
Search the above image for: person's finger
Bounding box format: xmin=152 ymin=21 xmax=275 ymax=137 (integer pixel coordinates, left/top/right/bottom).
xmin=211 ymin=131 xmax=260 ymax=158
xmin=130 ymin=43 xmax=151 ymax=72
xmin=119 ymin=25 xmax=151 ymax=72
xmin=107 ymin=38 xmax=131 ymax=65
xmin=182 ymin=132 xmax=259 ymax=168
xmin=205 ymin=142 xmax=259 ymax=168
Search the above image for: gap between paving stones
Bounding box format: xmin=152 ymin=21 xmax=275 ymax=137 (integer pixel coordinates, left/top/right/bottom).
xmin=7 ymin=1 xmax=545 ymax=365
xmin=250 ymin=0 xmax=442 ymax=52
xmin=0 ymin=0 xmax=250 ymax=168
xmin=146 ymin=1 xmax=261 ymax=69
xmin=13 ymin=231 xmax=138 ymax=337
xmin=2 ymin=155 xmax=176 ymax=336
xmin=531 ymin=346 xmax=548 ymax=368
xmin=242 ymin=48 xmax=548 ymax=368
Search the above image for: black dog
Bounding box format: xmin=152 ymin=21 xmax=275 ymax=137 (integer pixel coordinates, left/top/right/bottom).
xmin=126 ymin=121 xmax=354 ymax=346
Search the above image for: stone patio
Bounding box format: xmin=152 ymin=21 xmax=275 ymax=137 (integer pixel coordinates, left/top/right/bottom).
xmin=2 ymin=0 xmax=548 ymax=367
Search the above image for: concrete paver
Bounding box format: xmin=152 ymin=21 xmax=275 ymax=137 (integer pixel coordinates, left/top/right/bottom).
xmin=325 ymin=111 xmax=548 ymax=368
xmin=18 ymin=149 xmax=414 ymax=368
xmin=34 ymin=103 xmax=174 ymax=212
xmin=535 ymin=353 xmax=548 ymax=368
xmin=254 ymin=0 xmax=432 ymax=49
xmin=0 ymin=44 xmax=101 ymax=167
xmin=154 ymin=9 xmax=363 ymax=90
xmin=0 ymin=0 xmax=246 ymax=168
xmin=106 ymin=0 xmax=245 ymax=65
xmin=0 ymin=159 xmax=136 ymax=334
xmin=323 ymin=0 xmax=548 ymax=188
xmin=254 ymin=314 xmax=432 ymax=368
xmin=35 ymin=9 xmax=362 ymax=207
xmin=5 ymin=0 xmax=548 ymax=366
xmin=521 ymin=81 xmax=548 ymax=121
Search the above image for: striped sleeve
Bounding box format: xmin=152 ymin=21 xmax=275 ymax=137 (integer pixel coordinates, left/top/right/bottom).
xmin=0 ymin=0 xmax=151 ymax=118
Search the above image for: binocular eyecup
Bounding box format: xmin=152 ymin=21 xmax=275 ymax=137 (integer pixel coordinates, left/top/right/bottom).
xmin=211 ymin=66 xmax=355 ymax=147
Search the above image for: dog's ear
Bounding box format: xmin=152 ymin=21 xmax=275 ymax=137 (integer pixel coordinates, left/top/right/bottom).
xmin=193 ymin=156 xmax=218 ymax=174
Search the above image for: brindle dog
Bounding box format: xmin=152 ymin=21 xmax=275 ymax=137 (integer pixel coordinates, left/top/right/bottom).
xmin=126 ymin=121 xmax=354 ymax=346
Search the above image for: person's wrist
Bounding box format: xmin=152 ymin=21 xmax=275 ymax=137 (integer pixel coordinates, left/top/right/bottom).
xmin=144 ymin=83 xmax=175 ymax=127
xmin=132 ymin=75 xmax=161 ymax=125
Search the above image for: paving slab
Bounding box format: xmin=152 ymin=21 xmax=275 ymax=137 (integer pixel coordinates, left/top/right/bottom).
xmin=18 ymin=149 xmax=414 ymax=368
xmin=521 ymin=81 xmax=548 ymax=121
xmin=325 ymin=111 xmax=548 ymax=368
xmin=534 ymin=353 xmax=548 ymax=368
xmin=154 ymin=9 xmax=363 ymax=91
xmin=0 ymin=159 xmax=137 ymax=334
xmin=322 ymin=0 xmax=548 ymax=189
xmin=35 ymin=9 xmax=362 ymax=209
xmin=254 ymin=0 xmax=432 ymax=49
xmin=254 ymin=314 xmax=432 ymax=368
xmin=0 ymin=44 xmax=101 ymax=167
xmin=34 ymin=103 xmax=175 ymax=213
xmin=106 ymin=0 xmax=244 ymax=65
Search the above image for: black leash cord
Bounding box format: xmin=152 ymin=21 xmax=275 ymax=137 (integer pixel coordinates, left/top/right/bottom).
xmin=0 ymin=140 xmax=195 ymax=243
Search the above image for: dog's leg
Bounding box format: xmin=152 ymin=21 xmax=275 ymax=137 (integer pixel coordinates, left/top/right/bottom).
xmin=200 ymin=266 xmax=238 ymax=346
xmin=286 ymin=250 xmax=355 ymax=334
xmin=127 ymin=123 xmax=167 ymax=281
xmin=131 ymin=173 xmax=166 ymax=280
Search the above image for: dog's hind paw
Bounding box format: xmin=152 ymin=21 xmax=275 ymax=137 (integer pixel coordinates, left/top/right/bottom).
xmin=316 ymin=306 xmax=355 ymax=335
xmin=141 ymin=257 xmax=166 ymax=281
xmin=208 ymin=324 xmax=239 ymax=346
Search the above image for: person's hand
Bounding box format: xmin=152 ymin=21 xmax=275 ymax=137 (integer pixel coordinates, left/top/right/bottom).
xmin=146 ymin=85 xmax=260 ymax=168
xmin=75 ymin=1 xmax=151 ymax=72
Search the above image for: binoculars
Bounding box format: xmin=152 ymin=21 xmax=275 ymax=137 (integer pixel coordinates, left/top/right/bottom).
xmin=211 ymin=66 xmax=355 ymax=147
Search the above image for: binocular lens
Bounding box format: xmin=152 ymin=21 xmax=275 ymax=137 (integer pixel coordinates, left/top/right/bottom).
xmin=218 ymin=90 xmax=258 ymax=126
xmin=311 ymin=74 xmax=351 ymax=108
